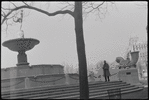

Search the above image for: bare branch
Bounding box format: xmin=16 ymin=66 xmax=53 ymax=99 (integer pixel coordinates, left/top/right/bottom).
xmin=83 ymin=2 xmax=107 ymax=20
xmin=23 ymin=9 xmax=31 ymax=18
xmin=10 ymin=1 xmax=17 ymax=8
xmin=8 ymin=13 xmax=16 ymax=19
xmin=57 ymin=2 xmax=74 ymax=12
xmin=5 ymin=19 xmax=9 ymax=34
xmin=60 ymin=4 xmax=70 ymax=10
xmin=1 ymin=5 xmax=74 ymax=25
xmin=67 ymin=2 xmax=74 ymax=6
xmin=1 ymin=14 xmax=4 ymax=17
xmin=22 ymin=1 xmax=29 ymax=6
xmin=86 ymin=1 xmax=105 ymax=14
xmin=2 ymin=7 xmax=12 ymax=10
xmin=82 ymin=2 xmax=88 ymax=6
xmin=44 ymin=2 xmax=51 ymax=10
xmin=1 ymin=10 xmax=6 ymax=16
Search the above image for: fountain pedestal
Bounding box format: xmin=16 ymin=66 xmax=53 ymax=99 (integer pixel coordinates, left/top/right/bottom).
xmin=17 ymin=50 xmax=29 ymax=66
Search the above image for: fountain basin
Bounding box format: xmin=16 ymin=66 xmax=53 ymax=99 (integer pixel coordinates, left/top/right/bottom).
xmin=2 ymin=38 xmax=39 ymax=52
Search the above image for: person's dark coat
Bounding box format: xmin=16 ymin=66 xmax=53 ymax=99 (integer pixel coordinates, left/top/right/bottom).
xmin=103 ymin=63 xmax=111 ymax=77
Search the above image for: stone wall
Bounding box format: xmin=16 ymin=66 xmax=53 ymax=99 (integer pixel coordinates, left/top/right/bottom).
xmin=1 ymin=76 xmax=25 ymax=91
xmin=1 ymin=73 xmax=79 ymax=92
xmin=65 ymin=74 xmax=79 ymax=84
xmin=28 ymin=74 xmax=66 ymax=88
xmin=1 ymin=64 xmax=64 ymax=79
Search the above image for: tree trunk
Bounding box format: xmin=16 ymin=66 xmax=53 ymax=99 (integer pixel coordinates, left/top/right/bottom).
xmin=74 ymin=2 xmax=89 ymax=99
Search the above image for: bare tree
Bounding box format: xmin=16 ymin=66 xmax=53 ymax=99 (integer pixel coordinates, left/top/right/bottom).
xmin=1 ymin=1 xmax=114 ymax=99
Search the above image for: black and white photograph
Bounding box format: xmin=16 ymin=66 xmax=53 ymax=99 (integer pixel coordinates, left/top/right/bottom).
xmin=1 ymin=1 xmax=148 ymax=99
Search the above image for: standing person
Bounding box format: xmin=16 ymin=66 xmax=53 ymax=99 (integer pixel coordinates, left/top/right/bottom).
xmin=103 ymin=60 xmax=111 ymax=82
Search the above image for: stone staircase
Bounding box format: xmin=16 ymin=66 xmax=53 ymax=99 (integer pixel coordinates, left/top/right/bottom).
xmin=1 ymin=81 xmax=143 ymax=99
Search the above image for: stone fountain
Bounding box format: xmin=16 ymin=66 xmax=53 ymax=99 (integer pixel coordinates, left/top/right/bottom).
xmin=2 ymin=30 xmax=40 ymax=66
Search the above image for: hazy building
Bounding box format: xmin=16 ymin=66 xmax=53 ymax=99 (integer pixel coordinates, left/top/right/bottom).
xmin=128 ymin=37 xmax=148 ymax=79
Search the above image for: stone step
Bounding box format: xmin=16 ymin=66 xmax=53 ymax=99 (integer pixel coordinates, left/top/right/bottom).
xmin=55 ymin=86 xmax=143 ymax=99
xmin=2 ymin=81 xmax=123 ymax=95
xmin=2 ymin=83 xmax=133 ymax=99
xmin=2 ymin=80 xmax=122 ymax=94
xmin=31 ymin=85 xmax=142 ymax=99
xmin=2 ymin=83 xmax=129 ymax=98
xmin=2 ymin=81 xmax=143 ymax=99
xmin=31 ymin=84 xmax=136 ymax=99
xmin=89 ymin=87 xmax=144 ymax=99
xmin=2 ymin=82 xmax=127 ymax=98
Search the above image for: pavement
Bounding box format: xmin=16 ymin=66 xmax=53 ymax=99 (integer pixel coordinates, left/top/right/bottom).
xmin=121 ymin=87 xmax=148 ymax=99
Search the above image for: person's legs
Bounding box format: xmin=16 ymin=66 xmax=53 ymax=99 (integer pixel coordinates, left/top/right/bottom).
xmin=107 ymin=76 xmax=110 ymax=81
xmin=105 ymin=76 xmax=107 ymax=82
